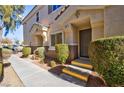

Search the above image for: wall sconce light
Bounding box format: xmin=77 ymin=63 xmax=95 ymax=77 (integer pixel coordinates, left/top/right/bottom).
xmin=42 ymin=26 xmax=49 ymax=31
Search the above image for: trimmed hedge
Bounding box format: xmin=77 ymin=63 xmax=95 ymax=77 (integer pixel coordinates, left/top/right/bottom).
xmin=2 ymin=48 xmax=12 ymax=54
xmin=0 ymin=63 xmax=2 ymax=76
xmin=37 ymin=47 xmax=45 ymax=63
xmin=55 ymin=44 xmax=69 ymax=64
xmin=33 ymin=47 xmax=45 ymax=63
xmin=22 ymin=47 xmax=31 ymax=57
xmin=37 ymin=47 xmax=45 ymax=59
xmin=2 ymin=48 xmax=13 ymax=59
xmin=88 ymin=36 xmax=124 ymax=86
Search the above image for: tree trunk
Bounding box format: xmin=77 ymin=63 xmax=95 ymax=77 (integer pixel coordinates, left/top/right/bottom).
xmin=0 ymin=29 xmax=3 ymax=82
xmin=0 ymin=29 xmax=2 ymax=47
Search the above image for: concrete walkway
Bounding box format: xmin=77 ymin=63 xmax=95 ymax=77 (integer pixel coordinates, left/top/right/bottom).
xmin=8 ymin=55 xmax=80 ymax=87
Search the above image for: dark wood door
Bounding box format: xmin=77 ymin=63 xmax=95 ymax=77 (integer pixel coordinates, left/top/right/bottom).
xmin=79 ymin=29 xmax=91 ymax=57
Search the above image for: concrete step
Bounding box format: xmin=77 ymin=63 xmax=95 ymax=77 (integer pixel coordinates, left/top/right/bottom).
xmin=60 ymin=73 xmax=86 ymax=86
xmin=62 ymin=67 xmax=89 ymax=82
xmin=71 ymin=60 xmax=93 ymax=70
xmin=67 ymin=65 xmax=92 ymax=74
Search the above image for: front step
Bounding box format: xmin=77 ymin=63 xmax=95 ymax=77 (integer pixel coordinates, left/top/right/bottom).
xmin=62 ymin=67 xmax=89 ymax=82
xmin=67 ymin=65 xmax=92 ymax=74
xmin=71 ymin=59 xmax=93 ymax=70
xmin=60 ymin=73 xmax=86 ymax=86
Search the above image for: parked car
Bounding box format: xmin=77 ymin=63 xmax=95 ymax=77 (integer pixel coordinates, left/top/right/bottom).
xmin=16 ymin=45 xmax=23 ymax=52
xmin=11 ymin=45 xmax=18 ymax=51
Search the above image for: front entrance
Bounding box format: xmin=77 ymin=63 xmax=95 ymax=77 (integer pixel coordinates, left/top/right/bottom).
xmin=35 ymin=35 xmax=43 ymax=46
xmin=79 ymin=29 xmax=91 ymax=58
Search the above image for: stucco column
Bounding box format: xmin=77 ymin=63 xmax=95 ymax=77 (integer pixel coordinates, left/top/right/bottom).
xmin=64 ymin=24 xmax=76 ymax=44
xmin=91 ymin=23 xmax=104 ymax=41
xmin=90 ymin=13 xmax=104 ymax=41
xmin=64 ymin=24 xmax=78 ymax=62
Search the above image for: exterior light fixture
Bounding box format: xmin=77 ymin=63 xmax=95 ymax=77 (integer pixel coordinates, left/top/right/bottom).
xmin=42 ymin=26 xmax=48 ymax=31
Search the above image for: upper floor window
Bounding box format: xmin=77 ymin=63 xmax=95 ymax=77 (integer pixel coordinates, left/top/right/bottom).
xmin=48 ymin=5 xmax=61 ymax=14
xmin=36 ymin=12 xmax=39 ymax=22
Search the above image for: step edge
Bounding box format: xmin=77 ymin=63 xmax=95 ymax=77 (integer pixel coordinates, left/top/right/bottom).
xmin=71 ymin=61 xmax=93 ymax=69
xmin=67 ymin=65 xmax=92 ymax=74
xmin=62 ymin=68 xmax=89 ymax=81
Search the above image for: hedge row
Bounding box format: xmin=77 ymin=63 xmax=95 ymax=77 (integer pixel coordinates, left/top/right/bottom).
xmin=89 ymin=36 xmax=124 ymax=86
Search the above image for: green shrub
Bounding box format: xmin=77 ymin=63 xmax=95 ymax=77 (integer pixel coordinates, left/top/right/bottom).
xmin=55 ymin=44 xmax=69 ymax=64
xmin=33 ymin=47 xmax=45 ymax=63
xmin=0 ymin=63 xmax=2 ymax=76
xmin=88 ymin=36 xmax=124 ymax=86
xmin=2 ymin=48 xmax=12 ymax=54
xmin=2 ymin=48 xmax=13 ymax=58
xmin=37 ymin=47 xmax=45 ymax=59
xmin=22 ymin=47 xmax=31 ymax=57
xmin=50 ymin=60 xmax=57 ymax=68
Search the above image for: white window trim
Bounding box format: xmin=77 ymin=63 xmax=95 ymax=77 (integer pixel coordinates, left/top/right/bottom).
xmin=48 ymin=31 xmax=64 ymax=50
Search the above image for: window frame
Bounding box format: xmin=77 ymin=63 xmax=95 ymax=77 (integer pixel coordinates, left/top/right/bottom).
xmin=50 ymin=32 xmax=63 ymax=47
xmin=48 ymin=5 xmax=61 ymax=14
xmin=36 ymin=12 xmax=39 ymax=22
xmin=51 ymin=34 xmax=56 ymax=46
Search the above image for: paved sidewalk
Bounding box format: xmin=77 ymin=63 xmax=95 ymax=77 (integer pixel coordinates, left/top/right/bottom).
xmin=8 ymin=55 xmax=80 ymax=87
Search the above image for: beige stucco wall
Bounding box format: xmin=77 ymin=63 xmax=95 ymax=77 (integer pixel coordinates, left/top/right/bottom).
xmin=62 ymin=8 xmax=104 ymax=45
xmin=23 ymin=5 xmax=124 ymax=48
xmin=23 ymin=9 xmax=39 ymax=46
xmin=104 ymin=6 xmax=124 ymax=37
xmin=23 ymin=5 xmax=64 ymax=47
xmin=23 ymin=5 xmax=106 ymax=48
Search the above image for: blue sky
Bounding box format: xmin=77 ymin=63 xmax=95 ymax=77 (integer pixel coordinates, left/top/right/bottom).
xmin=2 ymin=5 xmax=35 ymax=42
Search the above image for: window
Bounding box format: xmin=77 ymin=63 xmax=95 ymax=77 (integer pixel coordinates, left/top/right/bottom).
xmin=56 ymin=33 xmax=62 ymax=44
xmin=48 ymin=5 xmax=61 ymax=14
xmin=51 ymin=34 xmax=56 ymax=46
xmin=48 ymin=6 xmax=53 ymax=14
xmin=51 ymin=33 xmax=62 ymax=46
xmin=36 ymin=12 xmax=39 ymax=22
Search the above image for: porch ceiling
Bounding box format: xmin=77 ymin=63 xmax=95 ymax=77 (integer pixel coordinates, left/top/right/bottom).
xmin=70 ymin=17 xmax=90 ymax=28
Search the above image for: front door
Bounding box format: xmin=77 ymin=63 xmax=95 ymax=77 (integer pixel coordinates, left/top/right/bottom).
xmin=79 ymin=29 xmax=91 ymax=58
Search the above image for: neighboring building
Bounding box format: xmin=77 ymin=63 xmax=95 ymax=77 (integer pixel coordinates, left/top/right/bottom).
xmin=22 ymin=5 xmax=124 ymax=61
